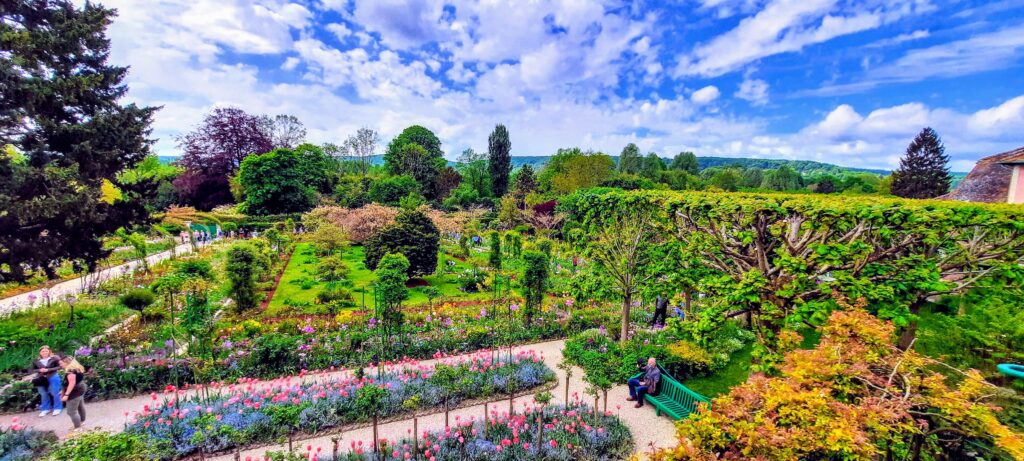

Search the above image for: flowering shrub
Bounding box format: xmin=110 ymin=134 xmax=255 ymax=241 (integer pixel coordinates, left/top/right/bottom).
xmin=266 ymin=403 xmax=632 ymax=461
xmin=0 ymin=419 xmax=55 ymax=461
xmin=126 ymin=351 xmax=555 ymax=458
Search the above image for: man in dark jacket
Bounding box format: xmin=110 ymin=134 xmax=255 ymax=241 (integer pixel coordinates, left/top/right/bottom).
xmin=652 ymin=295 xmax=669 ymax=327
xmin=627 ymin=357 xmax=661 ymax=408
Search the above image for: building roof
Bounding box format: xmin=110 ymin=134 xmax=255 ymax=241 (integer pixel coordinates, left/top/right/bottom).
xmin=941 ymin=146 xmax=1024 ymax=203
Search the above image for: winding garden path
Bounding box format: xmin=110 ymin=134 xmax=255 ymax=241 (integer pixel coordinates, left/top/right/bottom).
xmin=0 ymin=241 xmax=200 ymax=315
xmin=0 ymin=339 xmax=679 ymax=459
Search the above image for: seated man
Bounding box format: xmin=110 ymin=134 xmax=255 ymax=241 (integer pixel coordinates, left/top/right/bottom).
xmin=627 ymin=357 xmax=661 ymax=408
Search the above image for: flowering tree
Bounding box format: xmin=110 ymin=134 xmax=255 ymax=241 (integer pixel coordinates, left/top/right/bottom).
xmin=660 ymin=305 xmax=1024 ymax=461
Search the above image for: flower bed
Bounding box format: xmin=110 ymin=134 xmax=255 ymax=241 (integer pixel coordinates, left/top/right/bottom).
xmin=0 ymin=419 xmax=56 ymax=461
xmin=267 ymin=403 xmax=633 ymax=461
xmin=125 ymin=351 xmax=555 ymax=459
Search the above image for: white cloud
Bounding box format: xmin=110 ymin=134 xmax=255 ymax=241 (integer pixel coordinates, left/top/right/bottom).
xmin=691 ymin=85 xmax=721 ymax=104
xmin=676 ymin=0 xmax=925 ymax=77
xmin=325 ymin=23 xmax=351 ymax=41
xmin=865 ymin=29 xmax=930 ymax=47
xmin=735 ymin=78 xmax=769 ymax=105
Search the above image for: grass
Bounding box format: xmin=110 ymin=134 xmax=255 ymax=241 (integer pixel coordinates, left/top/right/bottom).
xmin=266 ymin=243 xmax=492 ymax=316
xmin=684 ymin=344 xmax=753 ymax=398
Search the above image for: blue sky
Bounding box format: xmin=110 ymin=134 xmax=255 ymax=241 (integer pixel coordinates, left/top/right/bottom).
xmin=100 ymin=0 xmax=1024 ymax=171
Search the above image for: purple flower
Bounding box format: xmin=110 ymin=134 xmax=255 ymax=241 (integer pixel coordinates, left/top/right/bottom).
xmin=368 ymin=317 xmax=377 ymax=327
xmin=510 ymin=304 xmax=519 ymax=311
xmin=301 ymin=324 xmax=315 ymax=334
xmin=479 ymin=307 xmax=487 ymax=317
xmin=165 ymin=339 xmax=175 ymax=348
xmin=425 ymin=315 xmax=432 ymax=322
xmin=221 ymin=340 xmax=234 ymax=349
xmin=75 ymin=346 xmax=93 ymax=357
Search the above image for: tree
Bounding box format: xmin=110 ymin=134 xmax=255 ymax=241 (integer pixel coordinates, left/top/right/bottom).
xmin=225 ymin=242 xmax=262 ymax=311
xmin=390 ymin=143 xmax=446 ymax=200
xmin=374 ymin=253 xmax=409 ymax=341
xmin=813 ymin=177 xmax=837 ymax=193
xmin=343 ymin=127 xmax=379 ymax=176
xmin=521 ymin=250 xmax=549 ymax=325
xmin=384 ymin=125 xmax=443 ymax=174
xmin=708 ymin=169 xmax=741 ymax=191
xmin=237 ymin=147 xmax=330 ymax=215
xmin=174 ymin=107 xmax=274 ymax=210
xmin=760 ymin=165 xmax=802 ymax=191
xmin=891 ymin=127 xmax=952 ymax=199
xmin=662 ymin=308 xmax=1024 ymax=461
xmin=639 ymin=153 xmax=666 ymax=179
xmin=488 ymin=124 xmax=512 ymax=197
xmin=512 ymin=165 xmax=538 ymax=205
xmin=367 ymin=175 xmax=421 ymax=206
xmin=618 ymin=143 xmax=641 ymax=174
xmin=0 ymin=1 xmax=157 ymax=282
xmin=269 ymin=114 xmax=306 ymax=148
xmin=457 ymin=148 xmax=491 ymax=198
xmin=670 ymin=152 xmax=699 ymax=174
xmin=308 ymin=222 xmax=348 ymax=256
xmin=739 ymin=168 xmax=763 ymax=188
xmin=364 ymin=209 xmax=440 ymax=276
xmin=586 ymin=210 xmax=658 ymax=344
xmin=545 ymin=150 xmax=615 ymax=194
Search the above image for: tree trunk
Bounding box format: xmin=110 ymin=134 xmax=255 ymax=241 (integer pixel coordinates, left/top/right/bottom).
xmin=413 ymin=416 xmax=418 ymax=460
xmin=898 ymin=298 xmax=927 ymax=350
xmin=620 ymin=293 xmax=632 ymax=345
xmin=564 ymin=374 xmax=570 ymax=404
xmin=684 ymin=290 xmax=692 ymax=316
xmin=372 ymin=414 xmax=379 ymax=454
xmin=603 ymin=390 xmax=608 ymax=412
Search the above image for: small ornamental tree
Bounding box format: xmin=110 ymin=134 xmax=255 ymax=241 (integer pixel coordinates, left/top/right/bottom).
xmin=374 ymin=253 xmax=409 ymax=342
xmin=586 ymin=210 xmax=658 ymax=344
xmin=354 ymin=384 xmax=389 ymax=454
xmin=659 ymin=307 xmax=1024 ymax=461
xmin=225 ymin=242 xmax=261 ymax=311
xmin=891 ymin=127 xmax=952 ymax=199
xmin=489 ymin=230 xmax=502 ymax=270
xmin=364 ymin=209 xmax=440 ymax=276
xmin=521 ymin=250 xmax=549 ymax=325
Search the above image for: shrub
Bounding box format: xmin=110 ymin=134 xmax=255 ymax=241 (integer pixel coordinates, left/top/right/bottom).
xmin=119 ymin=288 xmax=155 ymax=312
xmin=364 ymin=209 xmax=440 ymax=276
xmin=45 ymin=431 xmax=159 ymax=461
xmin=303 ymin=204 xmax=399 ymax=243
xmin=0 ymin=426 xmax=56 ymax=461
xmin=316 ymin=283 xmax=353 ymax=308
xmin=140 ymin=305 xmax=168 ymax=323
xmin=174 ymin=258 xmax=213 ymax=279
xmin=367 ymin=174 xmax=420 ymax=206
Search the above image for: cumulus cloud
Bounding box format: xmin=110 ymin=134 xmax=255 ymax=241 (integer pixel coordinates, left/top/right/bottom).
xmin=691 ymin=86 xmax=721 ymax=104
xmin=735 ymin=78 xmax=769 ymax=105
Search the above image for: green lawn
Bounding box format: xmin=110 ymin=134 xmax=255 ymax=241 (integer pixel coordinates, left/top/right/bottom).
xmin=266 ymin=243 xmax=492 ymax=316
xmin=684 ymin=344 xmax=753 ymax=398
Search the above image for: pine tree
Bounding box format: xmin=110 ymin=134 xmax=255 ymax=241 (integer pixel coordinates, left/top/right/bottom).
xmin=891 ymin=127 xmax=952 ymax=199
xmin=488 ymin=124 xmax=512 ymax=197
xmin=0 ymin=1 xmax=157 ymax=282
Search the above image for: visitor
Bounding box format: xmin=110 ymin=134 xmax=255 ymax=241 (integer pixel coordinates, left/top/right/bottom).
xmin=652 ymin=294 xmax=669 ymax=327
xmin=58 ymin=355 xmax=87 ymax=430
xmin=627 ymin=357 xmax=660 ymax=408
xmin=32 ymin=346 xmax=62 ymax=417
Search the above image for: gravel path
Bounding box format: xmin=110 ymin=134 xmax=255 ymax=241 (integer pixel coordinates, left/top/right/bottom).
xmin=0 ymin=339 xmax=679 ymax=458
xmin=0 ymin=242 xmax=199 ymax=315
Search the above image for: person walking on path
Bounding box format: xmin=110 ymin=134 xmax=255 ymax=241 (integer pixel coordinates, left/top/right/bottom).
xmin=652 ymin=294 xmax=669 ymax=327
xmin=58 ymin=356 xmax=87 ymax=430
xmin=32 ymin=346 xmax=63 ymax=417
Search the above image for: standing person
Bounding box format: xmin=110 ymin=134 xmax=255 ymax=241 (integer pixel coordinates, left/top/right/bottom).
xmin=652 ymin=294 xmax=669 ymax=327
xmin=32 ymin=346 xmax=62 ymax=417
xmin=58 ymin=355 xmax=87 ymax=430
xmin=627 ymin=357 xmax=661 ymax=408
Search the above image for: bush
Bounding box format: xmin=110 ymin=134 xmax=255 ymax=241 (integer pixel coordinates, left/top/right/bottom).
xmin=119 ymin=288 xmax=155 ymax=312
xmin=226 ymin=242 xmax=263 ymax=311
xmin=364 ymin=209 xmax=440 ymax=276
xmin=315 ymin=283 xmax=353 ymax=309
xmin=0 ymin=427 xmax=56 ymax=461
xmin=140 ymin=305 xmax=168 ymax=323
xmin=302 ymin=204 xmax=399 ymax=244
xmin=45 ymin=431 xmax=160 ymax=461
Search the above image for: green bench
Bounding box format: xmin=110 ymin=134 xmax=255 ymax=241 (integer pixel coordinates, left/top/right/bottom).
xmin=630 ymin=366 xmax=710 ymax=420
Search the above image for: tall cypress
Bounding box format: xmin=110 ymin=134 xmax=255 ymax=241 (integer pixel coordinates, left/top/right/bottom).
xmin=891 ymin=127 xmax=952 ymax=199
xmin=488 ymin=124 xmax=512 ymax=197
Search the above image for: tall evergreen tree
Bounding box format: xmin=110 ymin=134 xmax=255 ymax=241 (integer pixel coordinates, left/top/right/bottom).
xmin=512 ymin=164 xmax=537 ymax=206
xmin=891 ymin=127 xmax=952 ymax=199
xmin=619 ymin=143 xmax=641 ymax=174
xmin=0 ymin=1 xmax=157 ymax=282
xmin=488 ymin=124 xmax=512 ymax=197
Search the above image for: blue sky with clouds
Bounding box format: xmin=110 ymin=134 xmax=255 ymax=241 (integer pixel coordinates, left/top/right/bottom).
xmin=100 ymin=0 xmax=1024 ymax=171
